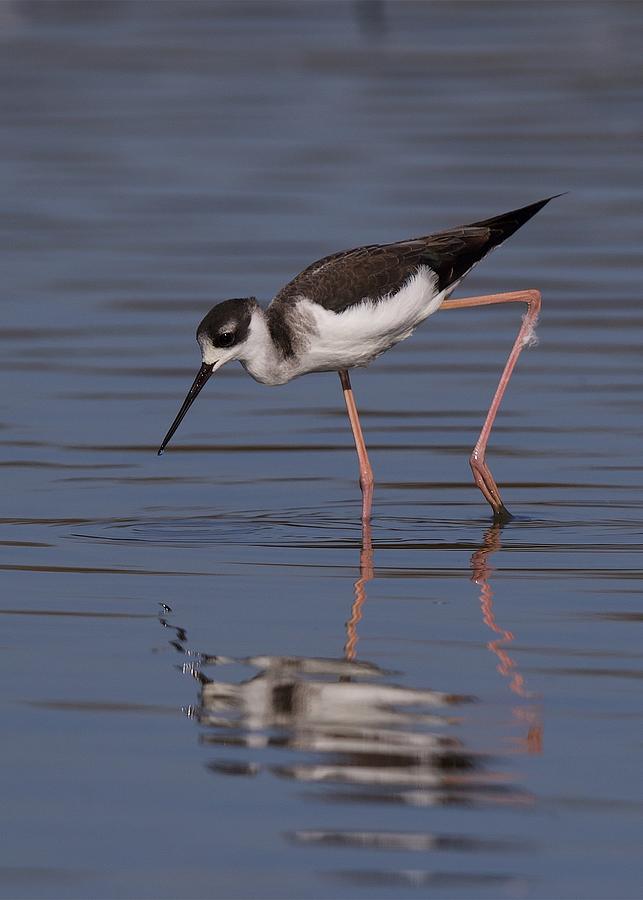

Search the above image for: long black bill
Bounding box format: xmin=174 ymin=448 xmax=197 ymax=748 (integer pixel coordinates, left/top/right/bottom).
xmin=157 ymin=362 xmax=215 ymax=455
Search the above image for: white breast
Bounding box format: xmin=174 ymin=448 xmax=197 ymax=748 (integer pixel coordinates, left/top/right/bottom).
xmin=292 ymin=265 xmax=446 ymax=376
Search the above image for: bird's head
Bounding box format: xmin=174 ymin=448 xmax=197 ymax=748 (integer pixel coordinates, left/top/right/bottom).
xmin=158 ymin=297 xmax=258 ymax=454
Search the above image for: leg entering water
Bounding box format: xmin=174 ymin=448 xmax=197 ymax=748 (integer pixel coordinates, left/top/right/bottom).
xmin=338 ymin=368 xmax=375 ymax=661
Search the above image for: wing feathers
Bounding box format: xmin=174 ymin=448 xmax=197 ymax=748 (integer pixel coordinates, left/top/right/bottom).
xmin=271 ymin=197 xmax=555 ymax=316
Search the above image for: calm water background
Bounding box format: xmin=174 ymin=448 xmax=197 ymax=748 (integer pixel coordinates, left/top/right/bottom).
xmin=2 ymin=2 xmax=643 ymax=897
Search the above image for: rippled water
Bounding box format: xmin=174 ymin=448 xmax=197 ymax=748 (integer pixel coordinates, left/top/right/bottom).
xmin=2 ymin=2 xmax=643 ymax=898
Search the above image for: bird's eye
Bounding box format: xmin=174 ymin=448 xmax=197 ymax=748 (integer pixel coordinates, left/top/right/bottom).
xmin=216 ymin=331 xmax=235 ymax=348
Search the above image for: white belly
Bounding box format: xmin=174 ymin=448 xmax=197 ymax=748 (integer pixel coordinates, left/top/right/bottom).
xmin=292 ymin=265 xmax=446 ymax=376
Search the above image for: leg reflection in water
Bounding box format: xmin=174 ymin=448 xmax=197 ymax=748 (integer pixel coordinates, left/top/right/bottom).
xmin=343 ymin=519 xmax=542 ymax=753
xmin=471 ymin=524 xmax=543 ymax=754
xmin=343 ymin=515 xmax=373 ymax=662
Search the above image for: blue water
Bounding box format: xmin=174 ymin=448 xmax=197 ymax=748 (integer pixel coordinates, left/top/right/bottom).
xmin=2 ymin=2 xmax=643 ymax=897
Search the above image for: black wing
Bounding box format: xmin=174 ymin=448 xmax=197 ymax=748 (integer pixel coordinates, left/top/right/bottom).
xmin=271 ymin=196 xmax=557 ymax=315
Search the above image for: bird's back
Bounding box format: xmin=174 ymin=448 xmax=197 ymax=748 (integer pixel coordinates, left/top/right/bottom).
xmin=271 ymin=196 xmax=556 ymax=316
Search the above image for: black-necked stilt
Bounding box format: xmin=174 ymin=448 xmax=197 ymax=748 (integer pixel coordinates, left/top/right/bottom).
xmin=159 ymin=196 xmax=559 ymax=521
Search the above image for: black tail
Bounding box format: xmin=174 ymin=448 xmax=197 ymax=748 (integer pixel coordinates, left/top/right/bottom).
xmin=427 ymin=194 xmax=562 ymax=291
xmin=470 ymin=194 xmax=563 ymax=246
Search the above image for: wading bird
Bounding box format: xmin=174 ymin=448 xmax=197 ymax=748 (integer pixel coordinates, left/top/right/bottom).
xmin=159 ymin=197 xmax=558 ymax=522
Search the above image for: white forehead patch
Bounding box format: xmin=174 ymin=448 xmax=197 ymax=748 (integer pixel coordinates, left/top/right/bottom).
xmin=198 ymin=335 xmax=218 ymax=364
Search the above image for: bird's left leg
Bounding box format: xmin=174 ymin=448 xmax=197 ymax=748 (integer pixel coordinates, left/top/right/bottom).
xmin=440 ymin=289 xmax=541 ymax=521
xmin=339 ymin=369 xmax=374 ymax=524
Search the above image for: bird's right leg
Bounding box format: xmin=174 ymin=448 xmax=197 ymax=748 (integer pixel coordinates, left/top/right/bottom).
xmin=339 ymin=369 xmax=374 ymax=524
xmin=440 ymin=289 xmax=542 ymax=521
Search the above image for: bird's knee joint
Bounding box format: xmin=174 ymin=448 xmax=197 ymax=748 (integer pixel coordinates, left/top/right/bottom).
xmin=525 ymin=289 xmax=542 ymax=316
xmin=520 ymin=291 xmax=541 ymax=347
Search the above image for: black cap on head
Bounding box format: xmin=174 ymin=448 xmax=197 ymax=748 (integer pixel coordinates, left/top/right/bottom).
xmin=197 ymin=297 xmax=257 ymax=349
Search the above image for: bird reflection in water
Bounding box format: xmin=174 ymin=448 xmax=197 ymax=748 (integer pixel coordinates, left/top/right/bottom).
xmin=159 ymin=518 xmax=541 ymax=815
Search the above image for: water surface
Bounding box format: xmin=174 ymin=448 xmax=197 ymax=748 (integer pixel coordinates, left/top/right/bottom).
xmin=2 ymin=2 xmax=643 ymax=897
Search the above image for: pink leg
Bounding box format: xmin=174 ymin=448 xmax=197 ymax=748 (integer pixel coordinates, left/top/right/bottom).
xmin=440 ymin=289 xmax=542 ymax=521
xmin=339 ymin=369 xmax=375 ymax=662
xmin=339 ymin=369 xmax=374 ymax=524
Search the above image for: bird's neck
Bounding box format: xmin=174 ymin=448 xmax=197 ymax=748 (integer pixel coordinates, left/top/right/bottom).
xmin=239 ymin=306 xmax=293 ymax=386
